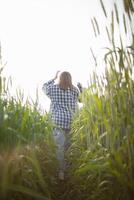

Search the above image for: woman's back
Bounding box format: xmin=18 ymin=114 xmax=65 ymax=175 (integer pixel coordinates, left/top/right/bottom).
xmin=43 ymin=80 xmax=79 ymax=129
xmin=49 ymin=84 xmax=79 ymax=129
xmin=49 ymin=84 xmax=78 ymax=110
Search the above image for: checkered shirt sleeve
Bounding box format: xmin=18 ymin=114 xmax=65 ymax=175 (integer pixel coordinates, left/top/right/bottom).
xmin=42 ymin=79 xmax=79 ymax=129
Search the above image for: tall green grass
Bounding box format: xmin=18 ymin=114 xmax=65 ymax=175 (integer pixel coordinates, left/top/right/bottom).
xmin=0 ymin=51 xmax=58 ymax=199
xmin=66 ymin=1 xmax=134 ymax=200
xmin=0 ymin=61 xmax=54 ymax=148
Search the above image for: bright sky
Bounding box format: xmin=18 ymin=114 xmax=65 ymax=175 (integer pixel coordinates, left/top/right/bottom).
xmin=0 ymin=0 xmax=129 ymax=111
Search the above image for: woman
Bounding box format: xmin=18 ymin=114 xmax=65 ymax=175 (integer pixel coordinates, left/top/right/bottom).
xmin=42 ymin=71 xmax=80 ymax=180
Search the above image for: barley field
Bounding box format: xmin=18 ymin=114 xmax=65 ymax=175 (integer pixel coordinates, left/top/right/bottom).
xmin=0 ymin=0 xmax=134 ymax=199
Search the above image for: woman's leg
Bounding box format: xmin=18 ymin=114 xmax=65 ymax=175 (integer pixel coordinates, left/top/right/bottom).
xmin=63 ymin=129 xmax=71 ymax=172
xmin=64 ymin=129 xmax=71 ymax=151
xmin=53 ymin=128 xmax=65 ymax=179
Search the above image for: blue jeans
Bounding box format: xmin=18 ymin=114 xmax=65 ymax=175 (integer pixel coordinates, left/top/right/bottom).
xmin=53 ymin=128 xmax=70 ymax=172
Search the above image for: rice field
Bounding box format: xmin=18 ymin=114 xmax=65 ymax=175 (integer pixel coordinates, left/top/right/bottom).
xmin=0 ymin=0 xmax=134 ymax=199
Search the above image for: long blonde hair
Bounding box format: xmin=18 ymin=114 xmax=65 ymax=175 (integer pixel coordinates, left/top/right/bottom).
xmin=58 ymin=71 xmax=73 ymax=90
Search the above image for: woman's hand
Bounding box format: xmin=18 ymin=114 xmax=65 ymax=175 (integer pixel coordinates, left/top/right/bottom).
xmin=77 ymin=82 xmax=83 ymax=92
xmin=53 ymin=71 xmax=60 ymax=80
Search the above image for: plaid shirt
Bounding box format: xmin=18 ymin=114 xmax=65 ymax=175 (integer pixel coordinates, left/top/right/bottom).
xmin=42 ymin=79 xmax=79 ymax=129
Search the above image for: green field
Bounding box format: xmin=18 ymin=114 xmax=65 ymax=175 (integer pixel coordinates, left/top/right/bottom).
xmin=0 ymin=1 xmax=134 ymax=199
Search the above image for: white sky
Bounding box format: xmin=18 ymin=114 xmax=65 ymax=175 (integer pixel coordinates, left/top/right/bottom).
xmin=0 ymin=0 xmax=130 ymax=111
